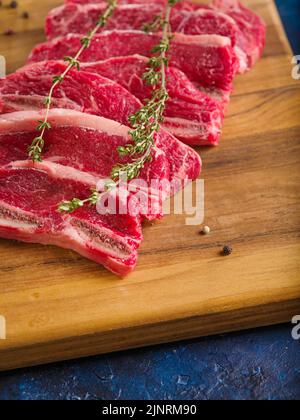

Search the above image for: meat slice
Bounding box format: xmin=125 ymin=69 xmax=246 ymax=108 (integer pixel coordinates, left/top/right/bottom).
xmin=46 ymin=3 xmax=238 ymax=51
xmin=0 ymin=62 xmax=141 ymax=127
xmin=46 ymin=3 xmax=165 ymax=40
xmin=212 ymin=0 xmax=266 ymax=71
xmin=46 ymin=2 xmax=242 ymax=71
xmin=28 ymin=31 xmax=237 ymax=94
xmin=63 ymin=0 xmax=265 ymax=72
xmin=0 ymin=61 xmax=141 ymax=123
xmin=81 ymin=55 xmax=225 ymax=145
xmin=0 ymin=109 xmax=201 ymax=218
xmin=0 ymin=60 xmax=224 ymax=146
xmin=0 ymin=160 xmax=142 ymax=276
xmin=166 ymin=0 xmax=266 ymax=71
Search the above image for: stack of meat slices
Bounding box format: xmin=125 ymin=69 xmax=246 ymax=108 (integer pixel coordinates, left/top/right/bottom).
xmin=0 ymin=0 xmax=266 ymax=276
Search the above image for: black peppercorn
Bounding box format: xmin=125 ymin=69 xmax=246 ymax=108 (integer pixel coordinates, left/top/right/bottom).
xmin=22 ymin=11 xmax=29 ymax=19
xmin=9 ymin=1 xmax=18 ymax=9
xmin=222 ymin=245 xmax=233 ymax=256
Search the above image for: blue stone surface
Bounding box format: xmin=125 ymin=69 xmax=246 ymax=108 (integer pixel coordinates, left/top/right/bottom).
xmin=0 ymin=1 xmax=299 ymax=401
xmin=276 ymin=0 xmax=300 ymax=52
xmin=0 ymin=325 xmax=299 ymax=400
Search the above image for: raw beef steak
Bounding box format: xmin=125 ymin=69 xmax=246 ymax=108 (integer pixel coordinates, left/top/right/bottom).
xmin=212 ymin=0 xmax=266 ymax=71
xmin=46 ymin=3 xmax=246 ymax=72
xmin=63 ymin=0 xmax=265 ymax=72
xmin=0 ymin=60 xmax=224 ymax=146
xmin=28 ymin=31 xmax=237 ymax=94
xmin=0 ymin=160 xmax=142 ymax=276
xmin=81 ymin=55 xmax=225 ymax=145
xmin=46 ymin=3 xmax=241 ymax=69
xmin=0 ymin=109 xmax=201 ymax=218
xmin=171 ymin=0 xmax=266 ymax=71
xmin=0 ymin=62 xmax=141 ymax=124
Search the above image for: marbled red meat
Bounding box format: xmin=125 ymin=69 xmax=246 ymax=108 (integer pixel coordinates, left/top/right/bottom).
xmin=0 ymin=60 xmax=224 ymax=146
xmin=81 ymin=55 xmax=226 ymax=145
xmin=46 ymin=2 xmax=240 ymax=68
xmin=0 ymin=160 xmax=142 ymax=276
xmin=0 ymin=109 xmax=201 ymax=219
xmin=63 ymin=0 xmax=266 ymax=72
xmin=28 ymin=31 xmax=237 ymax=94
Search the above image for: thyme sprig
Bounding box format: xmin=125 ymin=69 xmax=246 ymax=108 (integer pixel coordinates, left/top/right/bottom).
xmin=110 ymin=0 xmax=177 ymax=183
xmin=28 ymin=0 xmax=118 ymax=162
xmin=58 ymin=0 xmax=179 ymax=214
xmin=58 ymin=189 xmax=100 ymax=213
xmin=142 ymin=15 xmax=164 ymax=34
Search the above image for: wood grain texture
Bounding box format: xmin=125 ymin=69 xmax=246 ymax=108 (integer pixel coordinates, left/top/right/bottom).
xmin=0 ymin=0 xmax=299 ymax=371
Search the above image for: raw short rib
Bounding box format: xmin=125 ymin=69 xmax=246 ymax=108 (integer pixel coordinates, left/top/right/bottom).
xmin=0 ymin=62 xmax=141 ymax=124
xmin=0 ymin=160 xmax=142 ymax=276
xmin=46 ymin=2 xmax=240 ymax=69
xmin=81 ymin=55 xmax=225 ymax=145
xmin=63 ymin=0 xmax=266 ymax=72
xmin=0 ymin=109 xmax=202 ymax=219
xmin=28 ymin=31 xmax=237 ymax=94
xmin=0 ymin=60 xmax=224 ymax=146
xmin=212 ymin=0 xmax=266 ymax=71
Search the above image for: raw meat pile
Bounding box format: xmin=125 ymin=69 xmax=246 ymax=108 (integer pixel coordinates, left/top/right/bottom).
xmin=0 ymin=0 xmax=266 ymax=276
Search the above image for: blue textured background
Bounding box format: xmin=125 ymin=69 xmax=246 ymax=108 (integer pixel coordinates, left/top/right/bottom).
xmin=0 ymin=1 xmax=299 ymax=401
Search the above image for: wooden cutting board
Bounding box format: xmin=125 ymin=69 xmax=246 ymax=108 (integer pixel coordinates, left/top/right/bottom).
xmin=0 ymin=0 xmax=299 ymax=371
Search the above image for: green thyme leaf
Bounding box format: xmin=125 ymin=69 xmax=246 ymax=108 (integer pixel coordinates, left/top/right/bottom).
xmin=28 ymin=0 xmax=118 ymax=164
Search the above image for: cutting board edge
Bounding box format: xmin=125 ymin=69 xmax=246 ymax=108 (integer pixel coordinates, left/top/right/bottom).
xmin=0 ymin=297 xmax=298 ymax=372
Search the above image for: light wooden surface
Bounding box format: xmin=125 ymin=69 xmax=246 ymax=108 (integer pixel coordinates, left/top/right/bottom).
xmin=0 ymin=0 xmax=299 ymax=371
